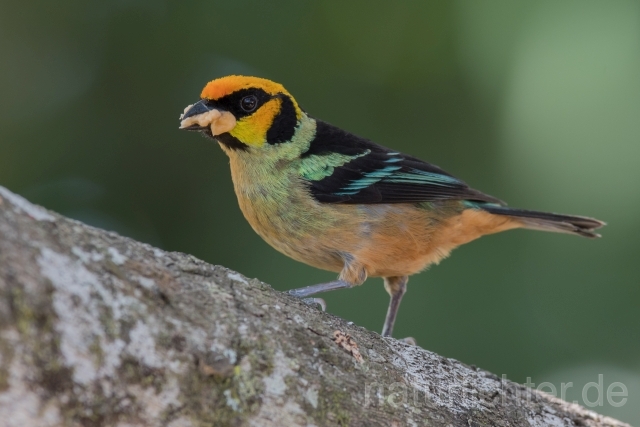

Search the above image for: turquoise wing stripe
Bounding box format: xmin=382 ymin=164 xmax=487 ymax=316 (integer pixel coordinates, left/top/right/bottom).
xmin=335 ymin=166 xmax=461 ymax=196
xmin=335 ymin=165 xmax=402 ymax=195
xmin=384 ymin=157 xmax=403 ymax=163
xmin=385 ymin=169 xmax=460 ymax=186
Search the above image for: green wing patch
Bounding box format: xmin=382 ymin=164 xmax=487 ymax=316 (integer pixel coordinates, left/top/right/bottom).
xmin=298 ymin=150 xmax=370 ymax=181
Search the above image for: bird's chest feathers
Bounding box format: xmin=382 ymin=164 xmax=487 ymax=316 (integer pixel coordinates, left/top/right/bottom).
xmin=227 ymin=151 xmax=310 ymax=238
xmin=231 ymin=157 xmax=289 ymax=207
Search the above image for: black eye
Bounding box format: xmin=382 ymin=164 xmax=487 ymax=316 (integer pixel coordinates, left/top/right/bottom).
xmin=240 ymin=95 xmax=258 ymax=112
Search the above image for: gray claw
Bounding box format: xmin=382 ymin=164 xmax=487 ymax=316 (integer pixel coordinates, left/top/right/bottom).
xmin=400 ymin=337 xmax=417 ymax=346
xmin=301 ymin=297 xmax=326 ymax=312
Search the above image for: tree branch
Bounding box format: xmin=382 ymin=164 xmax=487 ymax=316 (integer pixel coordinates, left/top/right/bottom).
xmin=0 ymin=186 xmax=629 ymax=427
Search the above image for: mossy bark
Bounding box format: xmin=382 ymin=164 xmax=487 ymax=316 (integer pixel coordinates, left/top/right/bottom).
xmin=0 ymin=186 xmax=629 ymax=427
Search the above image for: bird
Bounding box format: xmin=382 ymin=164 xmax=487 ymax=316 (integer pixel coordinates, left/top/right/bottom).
xmin=179 ymin=75 xmax=605 ymax=338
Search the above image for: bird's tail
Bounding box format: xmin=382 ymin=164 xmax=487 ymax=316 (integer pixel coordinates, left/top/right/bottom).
xmin=471 ymin=203 xmax=605 ymax=238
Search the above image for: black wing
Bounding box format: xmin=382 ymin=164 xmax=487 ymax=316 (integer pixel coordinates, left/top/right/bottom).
xmin=301 ymin=120 xmax=503 ymax=205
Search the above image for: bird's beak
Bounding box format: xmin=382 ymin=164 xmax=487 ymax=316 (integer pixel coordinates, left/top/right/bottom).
xmin=179 ymin=100 xmax=236 ymax=135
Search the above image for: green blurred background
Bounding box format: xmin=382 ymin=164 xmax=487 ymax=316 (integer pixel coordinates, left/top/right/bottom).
xmin=1 ymin=0 xmax=638 ymax=422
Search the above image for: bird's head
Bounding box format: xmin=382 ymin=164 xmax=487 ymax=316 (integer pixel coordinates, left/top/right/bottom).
xmin=179 ymin=75 xmax=303 ymax=151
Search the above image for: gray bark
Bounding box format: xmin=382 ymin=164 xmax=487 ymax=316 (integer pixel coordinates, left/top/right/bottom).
xmin=0 ymin=185 xmax=630 ymax=427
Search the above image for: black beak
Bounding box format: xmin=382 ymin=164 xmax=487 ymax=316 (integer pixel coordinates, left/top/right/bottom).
xmin=180 ymin=100 xmax=211 ymax=131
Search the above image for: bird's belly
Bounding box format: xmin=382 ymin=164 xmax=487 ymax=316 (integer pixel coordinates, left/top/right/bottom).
xmin=348 ymin=204 xmax=445 ymax=277
xmin=236 ymin=197 xmax=442 ymax=275
xmin=235 ymin=190 xmax=515 ymax=279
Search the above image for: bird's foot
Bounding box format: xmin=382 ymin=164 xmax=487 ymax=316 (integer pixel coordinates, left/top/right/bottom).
xmin=287 ymin=280 xmax=351 ymax=298
xmin=286 ymin=280 xmax=353 ymax=312
xmin=301 ymin=297 xmax=327 ymax=312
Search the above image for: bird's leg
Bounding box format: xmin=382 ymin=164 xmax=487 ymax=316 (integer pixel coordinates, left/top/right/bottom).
xmin=381 ymin=276 xmax=409 ymax=337
xmin=287 ymin=258 xmax=367 ymax=311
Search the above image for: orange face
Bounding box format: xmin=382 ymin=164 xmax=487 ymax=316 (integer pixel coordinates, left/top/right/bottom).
xmin=180 ymin=75 xmax=302 ymax=148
